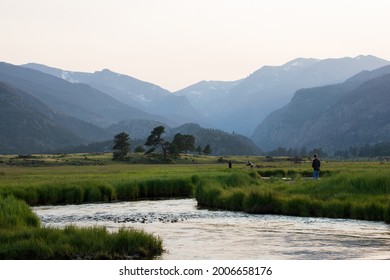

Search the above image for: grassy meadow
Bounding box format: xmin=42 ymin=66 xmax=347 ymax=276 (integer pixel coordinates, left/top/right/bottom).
xmin=1 ymin=152 xmax=390 ymax=259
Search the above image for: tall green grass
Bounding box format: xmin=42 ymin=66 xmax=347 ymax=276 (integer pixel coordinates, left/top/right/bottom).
xmin=0 ymin=195 xmax=163 ymax=259
xmin=195 ymin=170 xmax=390 ymax=224
xmin=0 ymin=177 xmax=194 ymax=206
xmin=0 ymin=195 xmax=40 ymax=229
xmin=0 ymin=226 xmax=163 ymax=260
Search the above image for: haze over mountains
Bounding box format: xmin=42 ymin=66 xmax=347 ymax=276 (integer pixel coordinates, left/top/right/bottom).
xmin=23 ymin=63 xmax=204 ymax=127
xmin=0 ymin=62 xmax=164 ymax=128
xmin=0 ymin=81 xmax=85 ymax=154
xmin=174 ymin=55 xmax=390 ymax=135
xmin=252 ymin=65 xmax=390 ymax=152
xmin=1 ymin=55 xmax=390 ymax=155
xmin=0 ymin=61 xmax=259 ymax=154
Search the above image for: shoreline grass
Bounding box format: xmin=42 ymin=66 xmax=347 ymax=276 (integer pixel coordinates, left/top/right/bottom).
xmin=0 ymin=195 xmax=163 ymax=259
xmin=0 ymin=176 xmax=195 ymax=206
xmin=195 ymin=169 xmax=390 ymax=224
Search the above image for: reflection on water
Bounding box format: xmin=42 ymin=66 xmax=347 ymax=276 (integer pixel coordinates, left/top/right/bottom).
xmin=32 ymin=199 xmax=390 ymax=260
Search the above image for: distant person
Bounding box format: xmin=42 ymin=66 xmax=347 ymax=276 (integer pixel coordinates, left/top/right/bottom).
xmin=228 ymin=160 xmax=232 ymax=169
xmin=312 ymin=154 xmax=321 ymax=179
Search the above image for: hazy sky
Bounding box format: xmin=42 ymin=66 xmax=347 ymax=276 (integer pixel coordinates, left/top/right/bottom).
xmin=1 ymin=0 xmax=390 ymax=91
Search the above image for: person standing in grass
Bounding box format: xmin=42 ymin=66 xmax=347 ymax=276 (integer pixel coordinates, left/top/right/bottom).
xmin=312 ymin=154 xmax=321 ymax=179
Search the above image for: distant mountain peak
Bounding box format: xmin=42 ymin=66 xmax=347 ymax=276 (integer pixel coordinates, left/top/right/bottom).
xmin=99 ymin=68 xmax=117 ymax=75
xmin=355 ymin=54 xmax=376 ymax=60
xmin=282 ymin=57 xmax=321 ymax=68
xmin=94 ymin=68 xmax=123 ymax=78
xmin=279 ymin=57 xmax=321 ymax=72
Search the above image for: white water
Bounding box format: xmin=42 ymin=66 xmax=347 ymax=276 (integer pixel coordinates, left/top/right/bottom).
xmin=32 ymin=198 xmax=390 ymax=260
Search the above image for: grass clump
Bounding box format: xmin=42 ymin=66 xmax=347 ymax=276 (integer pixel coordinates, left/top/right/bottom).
xmin=243 ymin=190 xmax=282 ymax=214
xmin=0 ymin=195 xmax=163 ymax=259
xmin=0 ymin=195 xmax=40 ymax=229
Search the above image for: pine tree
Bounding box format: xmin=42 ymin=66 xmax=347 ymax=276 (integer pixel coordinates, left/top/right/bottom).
xmin=112 ymin=132 xmax=130 ymax=160
xmin=145 ymin=126 xmax=169 ymax=159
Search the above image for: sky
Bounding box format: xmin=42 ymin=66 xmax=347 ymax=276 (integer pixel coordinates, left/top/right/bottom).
xmin=1 ymin=0 xmax=390 ymax=92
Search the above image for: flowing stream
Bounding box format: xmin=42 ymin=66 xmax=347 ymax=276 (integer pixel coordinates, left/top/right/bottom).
xmin=32 ymin=198 xmax=390 ymax=260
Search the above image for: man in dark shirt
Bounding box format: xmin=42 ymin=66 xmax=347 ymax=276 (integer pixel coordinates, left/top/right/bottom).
xmin=312 ymin=154 xmax=321 ymax=179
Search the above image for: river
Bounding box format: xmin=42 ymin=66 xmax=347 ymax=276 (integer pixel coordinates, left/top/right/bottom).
xmin=32 ymin=198 xmax=390 ymax=260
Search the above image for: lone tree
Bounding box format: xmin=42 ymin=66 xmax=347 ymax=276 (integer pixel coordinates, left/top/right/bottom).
xmin=145 ymin=126 xmax=169 ymax=160
xmin=112 ymin=132 xmax=130 ymax=160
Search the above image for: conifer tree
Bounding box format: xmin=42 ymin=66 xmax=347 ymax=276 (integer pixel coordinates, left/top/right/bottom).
xmin=112 ymin=132 xmax=130 ymax=160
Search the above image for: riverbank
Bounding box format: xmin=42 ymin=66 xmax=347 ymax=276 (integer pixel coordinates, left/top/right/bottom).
xmin=1 ymin=154 xmax=390 ymax=224
xmin=195 ymin=170 xmax=390 ymax=223
xmin=1 ymin=153 xmax=390 ymax=259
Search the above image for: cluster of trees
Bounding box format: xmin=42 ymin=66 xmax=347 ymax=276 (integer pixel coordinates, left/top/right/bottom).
xmin=267 ymin=143 xmax=390 ymax=159
xmin=112 ymin=126 xmax=212 ymax=161
xmin=266 ymin=147 xmax=328 ymax=158
xmin=334 ymin=142 xmax=390 ymax=159
xmin=113 ymin=132 xmax=390 ymax=161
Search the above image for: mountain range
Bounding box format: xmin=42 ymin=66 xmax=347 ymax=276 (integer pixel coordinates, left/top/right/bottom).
xmin=0 ymin=62 xmax=166 ymax=128
xmin=251 ymin=65 xmax=390 ymax=152
xmin=23 ymin=63 xmax=204 ymax=126
xmin=25 ymin=55 xmax=390 ymax=137
xmin=174 ymin=55 xmax=390 ymax=135
xmin=1 ymin=55 xmax=390 ymax=155
xmin=0 ymin=62 xmax=258 ymax=154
